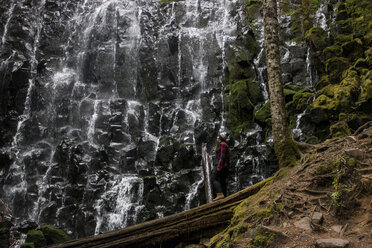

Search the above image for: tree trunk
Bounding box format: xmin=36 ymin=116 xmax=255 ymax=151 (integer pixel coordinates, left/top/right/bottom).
xmin=263 ymin=0 xmax=300 ymax=167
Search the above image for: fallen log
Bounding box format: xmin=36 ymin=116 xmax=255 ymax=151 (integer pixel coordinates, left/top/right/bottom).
xmin=48 ymin=177 xmax=271 ymax=248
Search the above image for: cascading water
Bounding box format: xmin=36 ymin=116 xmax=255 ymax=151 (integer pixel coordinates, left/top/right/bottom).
xmin=0 ymin=0 xmax=250 ymax=238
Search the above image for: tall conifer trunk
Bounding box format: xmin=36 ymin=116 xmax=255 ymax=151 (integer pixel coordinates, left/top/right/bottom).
xmin=263 ymin=0 xmax=299 ymax=167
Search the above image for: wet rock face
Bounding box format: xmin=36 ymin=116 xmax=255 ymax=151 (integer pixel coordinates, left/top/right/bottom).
xmin=0 ymin=0 xmax=316 ymax=239
xmin=0 ymin=0 xmax=252 ymax=238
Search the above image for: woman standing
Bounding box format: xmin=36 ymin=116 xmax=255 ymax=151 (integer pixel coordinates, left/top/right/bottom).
xmin=212 ymin=135 xmax=229 ymax=201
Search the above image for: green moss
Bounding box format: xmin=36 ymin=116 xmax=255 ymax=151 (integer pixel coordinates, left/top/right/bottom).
xmin=315 ymin=75 xmax=330 ymax=90
xmin=274 ymin=131 xmax=301 ymax=168
xmin=359 ymin=71 xmax=372 ymax=101
xmin=335 ymin=34 xmax=353 ymax=43
xmin=323 ymin=45 xmax=343 ymax=60
xmin=330 ymin=155 xmax=360 ymax=216
xmin=25 ymin=230 xmax=46 ymax=248
xmin=341 ymin=39 xmax=364 ymax=60
xmin=41 ymin=225 xmax=70 ymax=245
xmin=159 ymin=0 xmax=179 ymax=6
xmin=249 ymin=230 xmax=276 ymax=247
xmin=312 ymin=72 xmax=359 ymax=117
xmin=247 ymin=79 xmax=264 ymax=105
xmin=283 ymin=0 xmax=321 ymax=43
xmin=245 ymin=0 xmax=262 ymax=25
xmin=305 ymin=27 xmax=329 ymax=51
xmin=325 ymin=57 xmax=350 ymax=83
xmin=286 ymin=91 xmax=313 ymax=122
xmin=254 ymin=102 xmax=271 ymax=125
xmin=329 ymin=121 xmax=351 ymax=138
xmin=20 ymin=243 xmax=35 ymax=248
xmin=315 ymin=162 xmax=336 ymax=175
xmin=226 ymin=80 xmax=254 ymax=134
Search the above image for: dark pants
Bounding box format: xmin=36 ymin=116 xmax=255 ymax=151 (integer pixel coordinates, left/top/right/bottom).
xmin=212 ymin=167 xmax=228 ymax=196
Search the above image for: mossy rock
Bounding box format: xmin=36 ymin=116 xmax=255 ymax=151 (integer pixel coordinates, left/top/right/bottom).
xmin=247 ymin=79 xmax=264 ymax=105
xmin=245 ymin=34 xmax=260 ymax=62
xmin=364 ymin=48 xmax=372 ymax=67
xmin=159 ymin=0 xmax=179 ymax=6
xmin=364 ymin=33 xmax=372 ymax=47
xmin=226 ymin=80 xmax=254 ymax=134
xmin=283 ymin=85 xmax=310 ymax=102
xmin=335 ymin=34 xmax=353 ymax=43
xmin=329 ymin=121 xmax=351 ymax=138
xmin=286 ymin=91 xmax=313 ymax=128
xmin=341 ymin=38 xmax=364 ymax=60
xmin=305 ymin=27 xmax=329 ymax=51
xmin=41 ymin=225 xmax=70 ymax=245
xmin=335 ymin=9 xmax=348 ymax=21
xmin=354 ymin=58 xmax=369 ymax=68
xmin=254 ymin=101 xmax=271 ymax=126
xmin=249 ymin=230 xmax=276 ymax=247
xmin=20 ymin=243 xmax=35 ymax=248
xmin=315 ymin=75 xmax=330 ymax=91
xmin=245 ymin=1 xmax=262 ymax=23
xmin=357 ymin=71 xmax=372 ymax=113
xmin=323 ymin=45 xmax=343 ymax=60
xmin=360 ymin=71 xmax=372 ymax=100
xmin=313 ymin=74 xmax=359 ymax=115
xmin=227 ymin=63 xmax=255 ymax=82
xmin=25 ymin=230 xmax=46 ymax=248
xmin=337 ymin=19 xmax=353 ymax=34
xmin=325 ymin=57 xmax=350 ymax=83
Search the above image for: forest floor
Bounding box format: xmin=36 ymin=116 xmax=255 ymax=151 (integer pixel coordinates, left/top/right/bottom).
xmin=231 ymin=122 xmax=372 ymax=248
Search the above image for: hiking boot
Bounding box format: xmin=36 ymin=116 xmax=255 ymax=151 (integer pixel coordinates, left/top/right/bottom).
xmin=213 ymin=193 xmax=224 ymax=201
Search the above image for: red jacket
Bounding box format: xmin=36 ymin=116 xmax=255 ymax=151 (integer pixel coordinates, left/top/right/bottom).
xmin=216 ymin=141 xmax=229 ymax=169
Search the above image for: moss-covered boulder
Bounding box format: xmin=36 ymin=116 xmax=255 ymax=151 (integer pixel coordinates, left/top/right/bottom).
xmin=226 ymin=80 xmax=255 ymax=134
xmin=25 ymin=230 xmax=46 ymax=248
xmin=330 ymin=121 xmax=352 ymax=138
xmin=305 ymin=27 xmax=329 ymax=51
xmin=254 ymin=101 xmax=271 ymax=126
xmin=305 ymin=27 xmax=329 ymax=74
xmin=357 ymin=70 xmax=372 ymax=113
xmin=247 ymin=79 xmax=264 ymax=105
xmin=323 ymin=45 xmax=343 ymax=60
xmin=325 ymin=57 xmax=350 ymax=83
xmin=312 ymin=75 xmax=359 ymax=113
xmin=20 ymin=243 xmax=35 ymax=248
xmin=341 ymin=38 xmax=364 ymax=60
xmin=41 ymin=225 xmax=70 ymax=245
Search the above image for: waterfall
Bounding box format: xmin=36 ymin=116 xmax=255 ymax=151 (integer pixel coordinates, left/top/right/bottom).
xmin=0 ymin=0 xmax=272 ymax=239
xmin=1 ymin=2 xmax=16 ymax=50
xmin=253 ymin=18 xmax=269 ymax=102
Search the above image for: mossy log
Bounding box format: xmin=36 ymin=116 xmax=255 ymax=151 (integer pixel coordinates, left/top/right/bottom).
xmin=48 ymin=181 xmax=267 ymax=248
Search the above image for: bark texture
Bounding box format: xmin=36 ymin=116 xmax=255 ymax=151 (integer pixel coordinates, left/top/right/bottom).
xmin=263 ymin=0 xmax=299 ymax=167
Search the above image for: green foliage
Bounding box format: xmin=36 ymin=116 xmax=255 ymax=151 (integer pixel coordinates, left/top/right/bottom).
xmin=281 ymin=0 xmax=321 ymax=43
xmin=41 ymin=225 xmax=70 ymax=245
xmin=25 ymin=230 xmax=46 ymax=248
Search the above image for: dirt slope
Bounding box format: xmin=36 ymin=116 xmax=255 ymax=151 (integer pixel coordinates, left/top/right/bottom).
xmin=210 ymin=122 xmax=372 ymax=248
